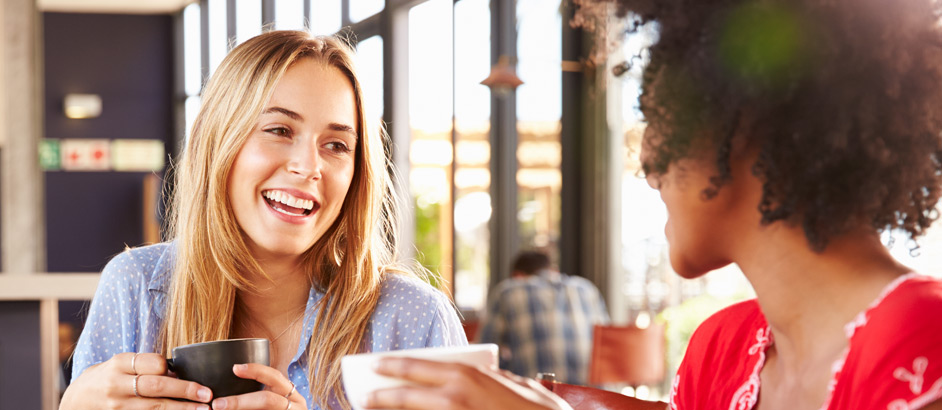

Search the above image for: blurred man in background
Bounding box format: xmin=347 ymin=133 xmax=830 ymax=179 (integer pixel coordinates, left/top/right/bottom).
xmin=479 ymin=250 xmax=609 ymax=384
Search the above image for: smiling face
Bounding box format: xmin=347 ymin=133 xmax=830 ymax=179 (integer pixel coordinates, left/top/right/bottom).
xmin=228 ymin=58 xmax=358 ymax=263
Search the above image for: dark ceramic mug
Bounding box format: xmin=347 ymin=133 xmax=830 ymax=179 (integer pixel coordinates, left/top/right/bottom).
xmin=167 ymin=338 xmax=270 ymax=398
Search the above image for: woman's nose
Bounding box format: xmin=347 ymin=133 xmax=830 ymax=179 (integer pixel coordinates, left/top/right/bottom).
xmin=286 ymin=145 xmax=321 ymax=180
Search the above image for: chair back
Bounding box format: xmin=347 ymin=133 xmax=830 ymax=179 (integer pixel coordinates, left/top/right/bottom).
xmin=588 ymin=323 xmax=666 ymax=386
xmin=461 ymin=319 xmax=480 ymax=342
xmin=547 ymin=382 xmax=667 ymax=410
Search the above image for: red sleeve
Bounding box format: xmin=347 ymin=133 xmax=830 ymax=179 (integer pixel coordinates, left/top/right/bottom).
xmin=670 ymin=300 xmax=768 ymax=410
xmin=830 ymin=277 xmax=942 ymax=410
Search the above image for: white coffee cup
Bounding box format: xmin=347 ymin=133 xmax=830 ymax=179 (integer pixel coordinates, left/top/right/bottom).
xmin=341 ymin=344 xmax=499 ymax=410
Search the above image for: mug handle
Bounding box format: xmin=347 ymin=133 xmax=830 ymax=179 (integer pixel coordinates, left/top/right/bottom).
xmin=166 ymin=357 xmax=176 ymax=373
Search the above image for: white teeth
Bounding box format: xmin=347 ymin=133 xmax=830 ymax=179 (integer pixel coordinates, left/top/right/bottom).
xmin=263 ymin=190 xmax=315 ymax=211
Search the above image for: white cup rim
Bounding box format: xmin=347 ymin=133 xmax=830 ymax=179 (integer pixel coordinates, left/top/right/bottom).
xmin=342 ymin=343 xmax=497 ymax=360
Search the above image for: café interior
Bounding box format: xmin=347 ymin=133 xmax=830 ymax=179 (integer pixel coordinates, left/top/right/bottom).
xmin=2 ymin=0 xmax=941 ymax=408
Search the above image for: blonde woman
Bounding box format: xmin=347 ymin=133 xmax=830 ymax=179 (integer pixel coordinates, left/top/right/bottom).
xmin=61 ymin=31 xmax=466 ymax=410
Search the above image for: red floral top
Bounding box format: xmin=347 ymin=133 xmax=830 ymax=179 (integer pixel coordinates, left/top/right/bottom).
xmin=670 ymin=273 xmax=942 ymax=410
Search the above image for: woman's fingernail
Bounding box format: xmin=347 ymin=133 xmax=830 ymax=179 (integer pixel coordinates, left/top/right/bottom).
xmin=197 ymin=387 xmax=212 ymax=402
xmin=197 ymin=405 xmax=210 ymax=410
xmin=372 ymin=359 xmax=387 ymax=371
xmin=234 ymin=364 xmax=247 ymax=371
xmin=212 ymin=398 xmax=227 ymax=410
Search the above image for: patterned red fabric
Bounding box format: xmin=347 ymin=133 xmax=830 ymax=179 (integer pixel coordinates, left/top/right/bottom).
xmin=669 ymin=274 xmax=942 ymax=410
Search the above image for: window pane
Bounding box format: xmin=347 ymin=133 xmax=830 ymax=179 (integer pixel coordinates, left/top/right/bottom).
xmin=183 ymin=3 xmax=202 ymax=96
xmin=208 ymin=0 xmax=228 ymax=75
xmin=453 ymin=0 xmax=491 ymax=311
xmin=275 ymin=0 xmax=306 ymax=31
xmin=185 ymin=95 xmax=201 ymax=142
xmin=350 ymin=0 xmax=383 ymax=23
xmin=408 ymin=0 xmax=453 ymax=281
xmin=886 ymin=218 xmax=942 ymax=275
xmin=354 ymin=36 xmax=384 ymax=129
xmin=236 ymin=0 xmax=261 ymax=45
xmin=310 ymin=0 xmax=341 ymax=35
xmin=516 ymin=0 xmax=561 ymax=254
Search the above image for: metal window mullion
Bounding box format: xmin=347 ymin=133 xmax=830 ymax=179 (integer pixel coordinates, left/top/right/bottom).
xmin=488 ymin=0 xmax=519 ymax=290
xmin=347 ymin=13 xmax=383 ymax=39
xmin=383 ymin=7 xmax=415 ymax=261
xmin=226 ymin=0 xmax=236 ymax=48
xmin=559 ymin=0 xmax=583 ymax=286
xmin=262 ymin=0 xmax=275 ymax=28
xmin=172 ymin=10 xmax=187 ymax=156
xmin=342 ymin=0 xmax=351 ymax=27
xmin=303 ymin=0 xmax=311 ymax=29
xmin=200 ymin=0 xmax=210 ymax=88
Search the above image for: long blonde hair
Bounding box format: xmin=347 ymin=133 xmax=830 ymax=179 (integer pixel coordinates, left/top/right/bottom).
xmin=164 ymin=30 xmax=406 ymax=409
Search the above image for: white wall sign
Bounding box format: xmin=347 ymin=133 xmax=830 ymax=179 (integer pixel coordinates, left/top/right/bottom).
xmin=111 ymin=139 xmax=165 ymax=172
xmin=60 ymin=139 xmax=110 ymax=171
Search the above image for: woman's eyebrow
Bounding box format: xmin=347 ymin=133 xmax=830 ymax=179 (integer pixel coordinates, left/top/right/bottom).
xmin=328 ymin=123 xmax=358 ymax=139
xmin=262 ymin=106 xmax=303 ymax=121
xmin=263 ymin=107 xmax=356 ymax=139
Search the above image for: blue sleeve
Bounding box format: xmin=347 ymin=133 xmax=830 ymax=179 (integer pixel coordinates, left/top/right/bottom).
xmin=424 ymin=288 xmax=468 ymax=347
xmin=71 ymin=249 xmax=146 ymax=382
xmin=366 ymin=275 xmax=468 ymax=352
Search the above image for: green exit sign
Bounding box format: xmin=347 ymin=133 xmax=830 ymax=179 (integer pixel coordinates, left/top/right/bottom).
xmin=39 ymin=139 xmax=61 ymax=171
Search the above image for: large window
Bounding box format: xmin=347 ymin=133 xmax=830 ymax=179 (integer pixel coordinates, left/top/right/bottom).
xmin=452 ymin=0 xmax=492 ymax=310
xmin=516 ymin=0 xmax=562 ymax=259
xmin=354 ymin=36 xmax=384 ymax=128
xmin=207 ymin=0 xmax=228 ymax=74
xmin=350 ymin=0 xmax=384 ymax=23
xmin=275 ymin=0 xmax=306 ymax=30
xmin=236 ymin=0 xmax=262 ymax=43
xmin=182 ymin=2 xmax=202 ymax=143
xmin=408 ymin=0 xmax=454 ymax=283
xmin=310 ymin=0 xmax=342 ymax=35
xmin=405 ymin=0 xmax=492 ymax=309
xmin=886 ymin=215 xmax=942 ymax=274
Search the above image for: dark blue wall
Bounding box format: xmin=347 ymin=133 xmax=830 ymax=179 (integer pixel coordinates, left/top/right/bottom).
xmin=0 ymin=302 xmax=42 ymax=410
xmin=43 ymin=12 xmax=175 ymax=273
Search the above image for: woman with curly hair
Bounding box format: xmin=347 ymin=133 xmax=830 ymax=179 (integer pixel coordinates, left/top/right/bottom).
xmin=361 ymin=0 xmax=942 ymax=409
xmin=60 ymin=31 xmax=466 ymax=410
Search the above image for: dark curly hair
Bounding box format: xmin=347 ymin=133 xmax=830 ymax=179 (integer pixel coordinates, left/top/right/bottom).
xmin=620 ymin=0 xmax=942 ymax=251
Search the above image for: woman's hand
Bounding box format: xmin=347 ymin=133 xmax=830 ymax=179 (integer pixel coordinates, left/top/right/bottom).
xmin=209 ymin=363 xmax=307 ymax=410
xmin=362 ymin=358 xmax=572 ymax=410
xmin=60 ymin=352 xmax=213 ymax=410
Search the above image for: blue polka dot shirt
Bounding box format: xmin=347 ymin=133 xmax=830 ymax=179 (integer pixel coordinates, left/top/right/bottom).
xmin=71 ymin=242 xmax=468 ymax=409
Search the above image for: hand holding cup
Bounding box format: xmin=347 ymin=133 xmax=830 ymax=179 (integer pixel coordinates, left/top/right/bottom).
xmin=166 ymin=338 xmax=305 ymax=410
xmin=60 ymin=351 xmax=213 ymax=410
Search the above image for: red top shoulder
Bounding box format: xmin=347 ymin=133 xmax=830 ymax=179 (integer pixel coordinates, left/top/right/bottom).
xmin=670 ymin=274 xmax=942 ymax=410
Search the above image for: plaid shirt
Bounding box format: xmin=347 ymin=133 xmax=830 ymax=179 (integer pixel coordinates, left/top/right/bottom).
xmin=479 ymin=270 xmax=610 ymax=384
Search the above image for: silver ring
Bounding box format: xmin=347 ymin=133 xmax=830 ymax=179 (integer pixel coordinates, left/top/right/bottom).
xmin=284 ymin=398 xmax=292 ymax=410
xmin=132 ymin=374 xmax=142 ymax=397
xmin=131 ymin=353 xmax=140 ymax=375
xmin=284 ymin=382 xmax=296 ymax=399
